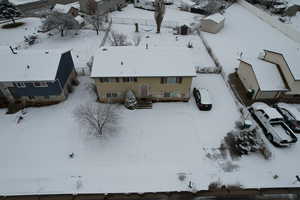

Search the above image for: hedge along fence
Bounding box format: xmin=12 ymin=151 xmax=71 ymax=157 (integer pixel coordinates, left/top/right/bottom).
xmin=237 ymin=0 xmax=300 ymax=44
xmin=1 ymin=188 xmax=300 ymax=200
xmin=111 ymin=17 xmax=179 ymax=29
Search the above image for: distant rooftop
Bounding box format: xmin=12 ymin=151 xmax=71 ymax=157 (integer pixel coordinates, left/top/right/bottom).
xmin=91 ymin=47 xmax=197 ymax=78
xmin=203 ymin=13 xmax=225 ymax=23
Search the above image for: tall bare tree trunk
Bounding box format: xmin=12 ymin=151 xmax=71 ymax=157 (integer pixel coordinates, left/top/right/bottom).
xmin=154 ymin=0 xmax=165 ymax=34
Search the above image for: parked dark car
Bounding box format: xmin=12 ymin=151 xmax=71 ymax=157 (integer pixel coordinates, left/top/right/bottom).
xmin=193 ymin=88 xmax=212 ymax=111
xmin=274 ymin=105 xmax=300 ymax=133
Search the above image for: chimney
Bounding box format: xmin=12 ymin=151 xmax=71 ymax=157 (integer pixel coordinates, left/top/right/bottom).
xmin=9 ymin=46 xmax=17 ymax=54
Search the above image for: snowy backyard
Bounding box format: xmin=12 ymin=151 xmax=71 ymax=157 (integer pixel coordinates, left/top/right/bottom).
xmin=0 ymin=0 xmax=300 ymax=195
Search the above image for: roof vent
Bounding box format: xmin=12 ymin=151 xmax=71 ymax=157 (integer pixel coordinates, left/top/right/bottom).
xmin=121 ymin=61 xmax=124 ymax=66
xmin=102 ymin=48 xmax=108 ymax=51
xmin=45 ymin=51 xmax=49 ymax=54
xmin=27 ymin=65 xmax=30 ymax=69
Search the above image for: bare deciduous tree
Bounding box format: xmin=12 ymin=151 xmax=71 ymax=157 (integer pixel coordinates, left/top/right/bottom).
xmin=41 ymin=12 xmax=79 ymax=37
xmin=87 ymin=0 xmax=97 ymax=15
xmin=154 ymin=0 xmax=165 ymax=33
xmin=86 ymin=11 xmax=106 ymax=35
xmin=74 ymin=103 xmax=119 ymax=136
xmin=109 ymin=31 xmax=131 ymax=46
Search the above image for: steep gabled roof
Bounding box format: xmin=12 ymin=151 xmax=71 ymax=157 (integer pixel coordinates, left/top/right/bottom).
xmin=0 ymin=47 xmax=71 ymax=82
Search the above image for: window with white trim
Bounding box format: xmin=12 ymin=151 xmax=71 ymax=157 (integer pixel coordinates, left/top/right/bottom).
xmin=106 ymin=93 xmax=118 ymax=98
xmin=15 ymin=82 xmax=26 ymax=88
xmin=33 ymin=82 xmax=48 ymax=87
xmin=161 ymin=77 xmax=182 ymax=84
xmin=100 ymin=78 xmax=119 ymax=83
xmin=123 ymin=77 xmax=137 ymax=82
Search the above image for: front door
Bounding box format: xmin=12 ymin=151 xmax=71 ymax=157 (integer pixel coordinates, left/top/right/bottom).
xmin=140 ymin=85 xmax=149 ymax=98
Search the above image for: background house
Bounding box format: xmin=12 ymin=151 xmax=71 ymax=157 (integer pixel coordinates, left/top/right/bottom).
xmin=91 ymin=47 xmax=197 ymax=103
xmin=52 ymin=3 xmax=80 ymax=17
xmin=237 ymin=57 xmax=288 ymax=101
xmin=237 ymin=49 xmax=300 ymax=103
xmin=0 ymin=49 xmax=78 ymax=108
xmin=200 ymin=13 xmax=225 ymax=34
xmin=262 ymin=49 xmax=300 ymax=100
xmin=134 ymin=0 xmax=155 ymax=11
xmin=79 ymin=0 xmax=127 ymax=15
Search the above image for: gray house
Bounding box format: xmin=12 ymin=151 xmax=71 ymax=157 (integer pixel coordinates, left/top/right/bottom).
xmin=0 ymin=49 xmax=78 ymax=108
xmin=79 ymin=0 xmax=127 ymax=15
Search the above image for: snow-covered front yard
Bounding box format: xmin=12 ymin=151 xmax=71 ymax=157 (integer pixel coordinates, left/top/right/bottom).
xmin=1 ymin=1 xmax=300 ymax=195
xmin=0 ymin=75 xmax=241 ymax=195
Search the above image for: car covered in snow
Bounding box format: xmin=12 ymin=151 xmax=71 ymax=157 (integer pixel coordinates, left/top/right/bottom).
xmin=193 ymin=88 xmax=212 ymax=111
xmin=274 ymin=104 xmax=300 ymax=133
xmin=249 ymin=102 xmax=297 ymax=147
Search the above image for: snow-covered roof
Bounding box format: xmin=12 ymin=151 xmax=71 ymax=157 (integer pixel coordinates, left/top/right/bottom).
xmin=265 ymin=48 xmax=300 ymax=80
xmin=91 ymin=47 xmax=197 ymax=78
xmin=252 ymin=102 xmax=283 ymax=119
xmin=203 ymin=13 xmax=225 ymax=23
xmin=198 ymin=88 xmax=211 ymax=104
xmin=0 ymin=48 xmax=70 ymax=82
xmin=52 ymin=3 xmax=78 ymax=14
xmin=240 ymin=57 xmax=288 ymax=91
xmin=75 ymin=15 xmax=84 ymax=24
xmin=181 ymin=0 xmax=195 ymax=7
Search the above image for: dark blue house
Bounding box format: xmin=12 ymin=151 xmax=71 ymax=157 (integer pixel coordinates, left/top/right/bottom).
xmin=0 ymin=49 xmax=78 ymax=107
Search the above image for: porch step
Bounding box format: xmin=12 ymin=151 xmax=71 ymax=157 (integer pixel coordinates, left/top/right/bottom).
xmin=136 ymin=101 xmax=153 ymax=109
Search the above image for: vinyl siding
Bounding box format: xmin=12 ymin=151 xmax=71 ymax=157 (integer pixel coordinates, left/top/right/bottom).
xmin=237 ymin=61 xmax=260 ymax=98
xmin=55 ymin=51 xmax=75 ymax=88
xmin=8 ymin=81 xmax=62 ymax=98
xmin=94 ymin=76 xmax=193 ymax=102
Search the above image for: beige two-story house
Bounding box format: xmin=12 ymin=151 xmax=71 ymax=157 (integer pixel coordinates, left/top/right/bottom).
xmin=91 ymin=47 xmax=197 ymax=103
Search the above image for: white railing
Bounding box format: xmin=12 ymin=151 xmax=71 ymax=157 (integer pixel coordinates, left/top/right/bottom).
xmin=111 ymin=17 xmax=179 ymax=28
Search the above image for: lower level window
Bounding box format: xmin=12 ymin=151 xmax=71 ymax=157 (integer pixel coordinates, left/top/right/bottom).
xmin=28 ymin=96 xmax=35 ymax=100
xmin=164 ymin=92 xmax=171 ymax=98
xmin=106 ymin=93 xmax=118 ymax=98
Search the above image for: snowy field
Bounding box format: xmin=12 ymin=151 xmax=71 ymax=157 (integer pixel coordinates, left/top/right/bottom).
xmin=1 ymin=1 xmax=300 ymax=195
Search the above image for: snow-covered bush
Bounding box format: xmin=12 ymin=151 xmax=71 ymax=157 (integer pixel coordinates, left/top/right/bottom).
xmin=223 ymin=125 xmax=272 ymax=159
xmin=195 ymin=66 xmax=222 ymax=74
xmin=24 ymin=34 xmax=38 ymax=46
xmin=109 ymin=31 xmax=132 ymax=46
xmin=124 ymin=90 xmax=137 ymax=110
xmin=86 ymin=56 xmax=94 ymax=72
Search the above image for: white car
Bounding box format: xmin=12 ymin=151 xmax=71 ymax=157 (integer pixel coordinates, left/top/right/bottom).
xmin=249 ymin=102 xmax=297 ymax=147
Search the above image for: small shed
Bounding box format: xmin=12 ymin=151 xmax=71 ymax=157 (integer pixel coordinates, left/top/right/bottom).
xmin=200 ymin=13 xmax=225 ymax=34
xmin=176 ymin=24 xmax=191 ymax=35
